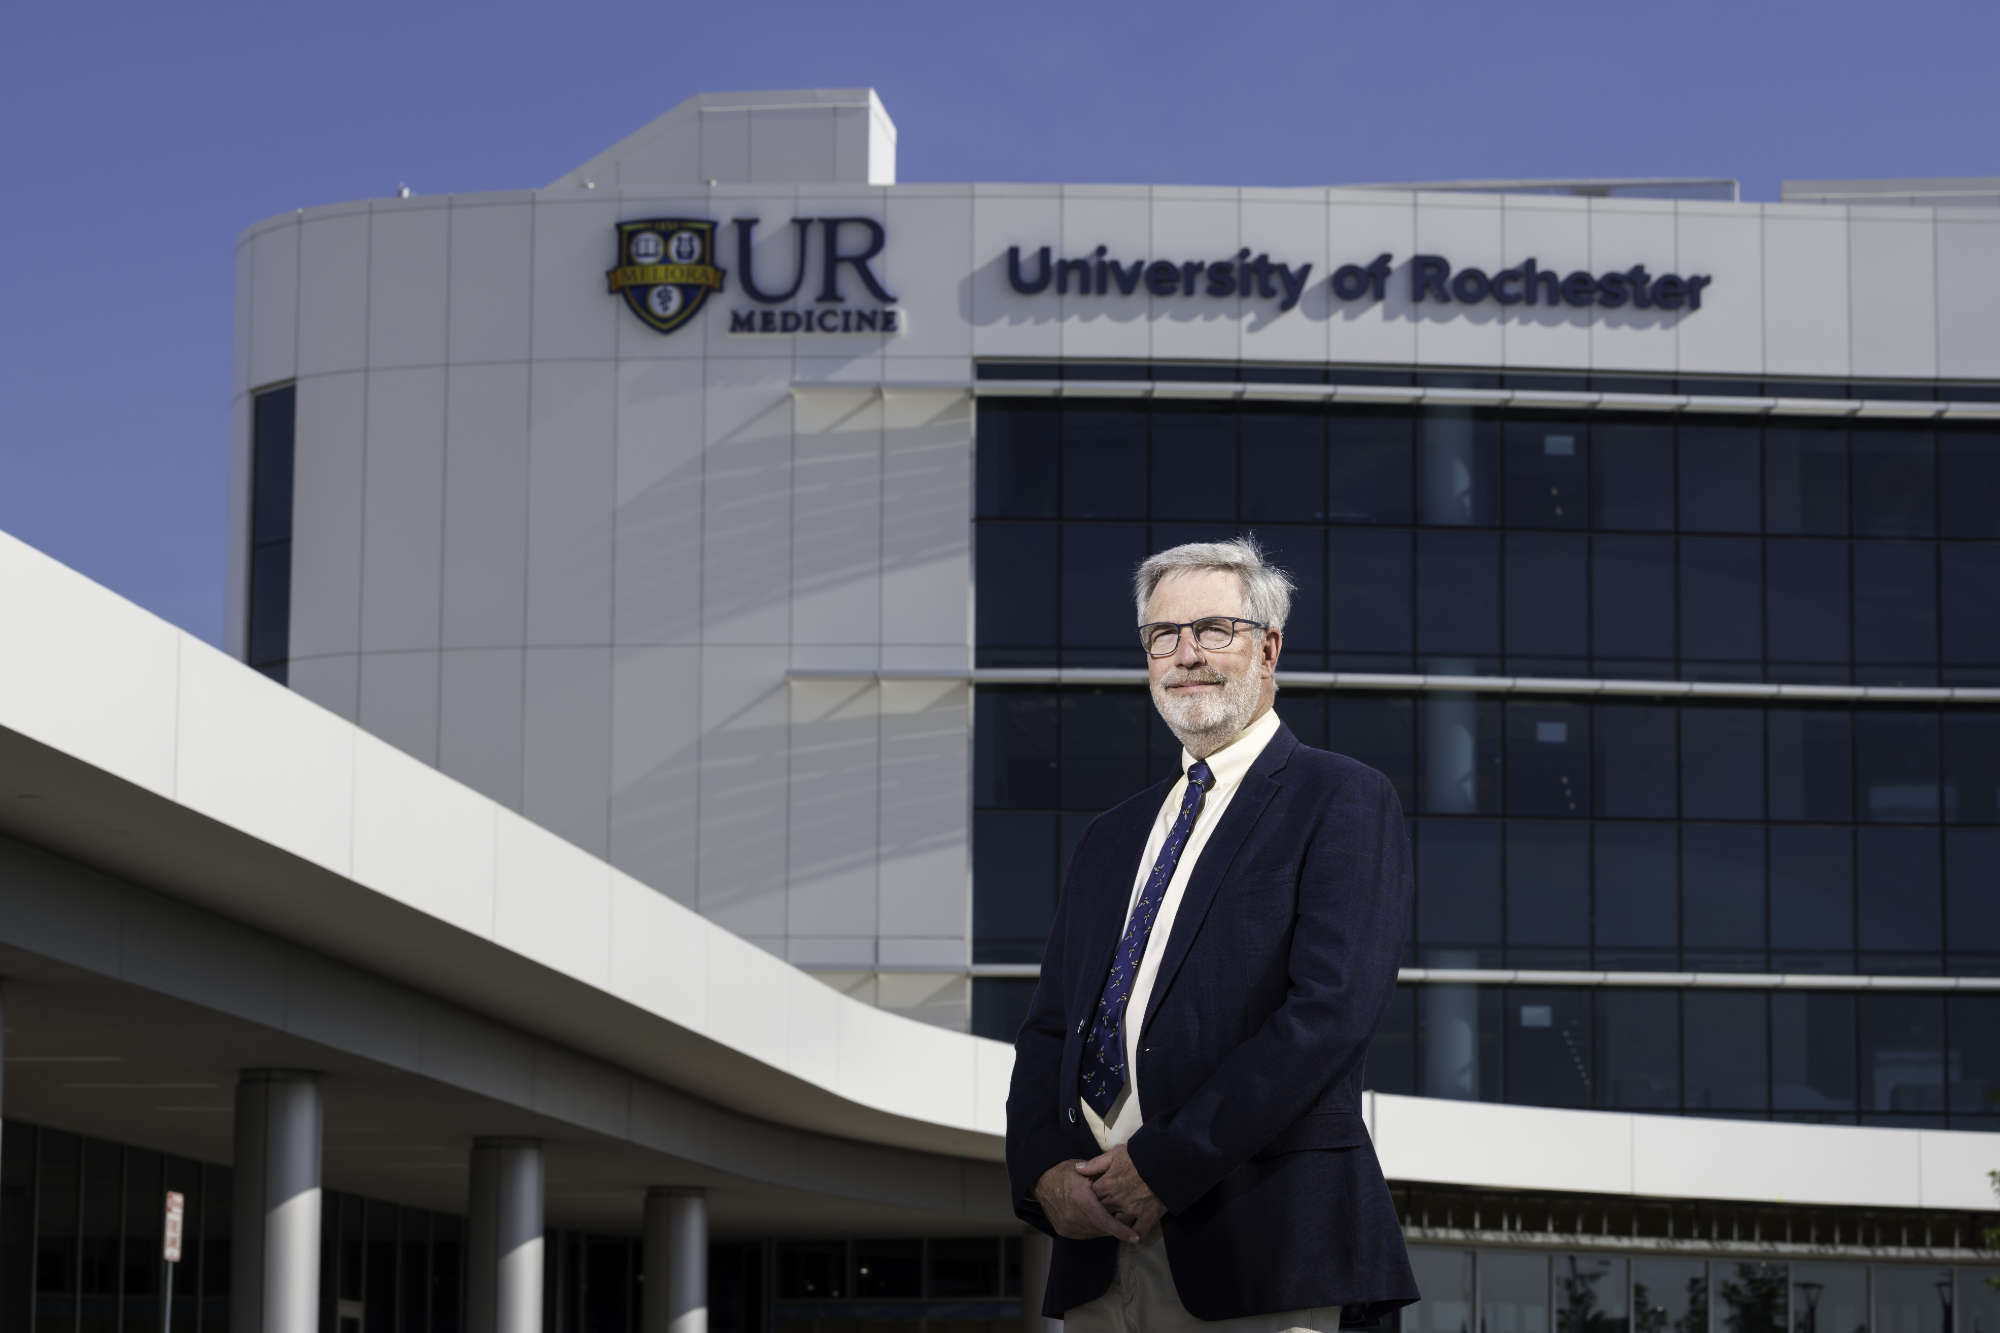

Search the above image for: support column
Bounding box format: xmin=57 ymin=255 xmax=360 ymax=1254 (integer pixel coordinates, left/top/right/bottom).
xmin=231 ymin=1070 xmax=323 ymax=1333
xmin=643 ymin=1187 xmax=707 ymax=1333
xmin=469 ymin=1138 xmax=544 ymax=1333
xmin=1021 ymin=1229 xmax=1059 ymax=1332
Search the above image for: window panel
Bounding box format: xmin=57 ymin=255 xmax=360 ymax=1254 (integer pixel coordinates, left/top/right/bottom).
xmin=1851 ymin=425 xmax=1936 ymax=538
xmin=1875 ymin=1266 xmax=1955 ymax=1333
xmin=1417 ymin=530 xmax=1502 ymax=657
xmin=1505 ymin=533 xmax=1589 ymax=659
xmin=1856 ymin=827 xmax=1941 ymax=955
xmin=1479 ymin=1250 xmax=1551 ymax=1333
xmin=970 ymin=977 xmax=1039 ymax=1043
xmin=1596 ymin=990 xmax=1680 ymax=1109
xmin=1416 ymin=819 xmax=1503 ymax=949
xmin=1764 ymin=422 xmax=1848 ymax=536
xmin=1059 ymin=522 xmax=1146 ymax=653
xmin=1504 ymin=416 xmax=1588 ymax=529
xmin=1592 ymin=417 xmax=1675 ymax=531
xmin=79 ymin=1140 xmax=119 ymax=1333
xmin=1771 ymin=993 xmax=1858 ymax=1114
xmin=1326 ymin=407 xmax=1414 ymax=524
xmin=975 ymin=399 xmax=1060 ymax=518
xmin=1150 ymin=402 xmax=1236 ymax=521
xmin=971 ymin=811 xmax=1057 ymax=964
xmin=1768 ymin=708 xmax=1854 ymax=822
xmin=1681 ymin=824 xmax=1766 ymax=956
xmin=1680 ymin=537 xmax=1763 ymax=662
xmin=1506 ymin=822 xmax=1590 ymax=953
xmin=1764 ymin=539 xmax=1850 ymax=663
xmin=36 ymin=1128 xmax=80 ymax=1328
xmin=1944 ymin=711 xmax=2000 ymax=824
xmin=1787 ymin=1264 xmax=1866 ymax=1333
xmin=1417 ymin=984 xmax=1505 ymax=1099
xmin=1416 ymin=409 xmax=1500 ymax=526
xmin=1365 ymin=987 xmax=1418 ymax=1096
xmin=1769 ymin=827 xmax=1855 ymax=956
xmin=1859 ymin=993 xmax=1945 ymax=1114
xmin=1941 ymin=544 xmax=2000 ymax=664
xmin=1853 ymin=542 xmax=1936 ymax=663
xmin=1404 ymin=1248 xmax=1474 ymax=1333
xmin=1680 ymin=706 xmax=1765 ymax=821
xmin=248 ymin=540 xmax=292 ymax=669
xmin=1507 ymin=987 xmax=1594 ymax=1107
xmin=251 ymin=385 xmax=297 ymax=545
xmin=1948 ymin=994 xmax=2000 ymax=1119
xmin=1060 ymin=402 xmax=1147 ymax=519
xmin=1594 ymin=702 xmax=1677 ymax=819
xmin=1594 ymin=823 xmax=1679 ymax=963
xmin=1945 ymin=828 xmax=2000 ymax=962
xmin=973 ymin=688 xmax=1058 ymax=809
xmin=1682 ymin=991 xmax=1769 ymax=1112
xmin=1505 ymin=701 xmax=1590 ymax=817
xmin=1591 ymin=535 xmax=1676 ymax=662
xmin=1960 ymin=1270 xmax=2000 ymax=1333
xmin=973 ymin=522 xmax=1058 ymax=657
xmin=1058 ymin=688 xmax=1151 ymax=812
xmin=1554 ymin=1253 xmax=1628 ymax=1333
xmin=1938 ymin=427 xmax=2000 ymax=538
xmin=927 ymin=1237 xmax=1002 ymax=1299
xmin=1715 ymin=1263 xmax=1785 ymax=1333
xmin=1418 ymin=694 xmax=1503 ymax=815
xmin=1240 ymin=403 xmax=1327 ymax=522
xmin=1329 ymin=528 xmax=1414 ymax=657
xmin=1328 ymin=695 xmax=1416 ymax=812
xmin=1854 ymin=712 xmax=1941 ymax=822
xmin=1256 ymin=525 xmax=1326 ymax=668
xmin=1678 ymin=420 xmax=1762 ymax=533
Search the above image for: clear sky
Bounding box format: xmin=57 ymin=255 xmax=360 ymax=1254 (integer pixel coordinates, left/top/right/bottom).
xmin=4 ymin=0 xmax=1994 ymax=646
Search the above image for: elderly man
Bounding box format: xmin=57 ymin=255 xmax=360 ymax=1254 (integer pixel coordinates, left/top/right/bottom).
xmin=1004 ymin=537 xmax=1418 ymax=1331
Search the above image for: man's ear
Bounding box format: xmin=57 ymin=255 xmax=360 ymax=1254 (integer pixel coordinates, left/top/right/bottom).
xmin=1262 ymin=628 xmax=1283 ymax=672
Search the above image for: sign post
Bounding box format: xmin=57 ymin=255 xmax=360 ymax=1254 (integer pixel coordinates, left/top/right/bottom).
xmin=161 ymin=1191 xmax=184 ymax=1333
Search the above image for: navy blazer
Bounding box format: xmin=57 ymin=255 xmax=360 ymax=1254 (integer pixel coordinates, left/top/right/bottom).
xmin=1004 ymin=724 xmax=1419 ymax=1324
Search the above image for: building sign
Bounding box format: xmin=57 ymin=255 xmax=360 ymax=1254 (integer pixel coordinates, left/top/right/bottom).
xmin=163 ymin=1191 xmax=185 ymax=1263
xmin=1005 ymin=245 xmax=1712 ymax=312
xmin=608 ymin=217 xmax=900 ymax=336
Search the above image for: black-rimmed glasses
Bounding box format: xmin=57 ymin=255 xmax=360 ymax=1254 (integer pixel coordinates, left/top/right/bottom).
xmin=1137 ymin=617 xmax=1267 ymax=657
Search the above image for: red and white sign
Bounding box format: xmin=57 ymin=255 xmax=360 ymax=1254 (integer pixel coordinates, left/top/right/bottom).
xmin=163 ymin=1192 xmax=185 ymax=1263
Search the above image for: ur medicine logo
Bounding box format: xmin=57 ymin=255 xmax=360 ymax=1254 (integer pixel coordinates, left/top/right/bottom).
xmin=606 ymin=220 xmax=725 ymax=334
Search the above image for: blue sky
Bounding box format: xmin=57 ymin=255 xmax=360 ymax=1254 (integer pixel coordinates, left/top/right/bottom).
xmin=4 ymin=0 xmax=1994 ymax=645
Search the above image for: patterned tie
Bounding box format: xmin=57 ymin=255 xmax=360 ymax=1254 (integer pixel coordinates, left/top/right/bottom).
xmin=1078 ymin=759 xmax=1215 ymax=1118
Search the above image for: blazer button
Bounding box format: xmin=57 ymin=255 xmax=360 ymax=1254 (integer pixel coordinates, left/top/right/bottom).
xmin=1066 ymin=1107 xmax=1078 ymax=1124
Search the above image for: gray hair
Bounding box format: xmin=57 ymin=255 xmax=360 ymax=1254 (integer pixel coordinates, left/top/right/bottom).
xmin=1133 ymin=535 xmax=1295 ymax=631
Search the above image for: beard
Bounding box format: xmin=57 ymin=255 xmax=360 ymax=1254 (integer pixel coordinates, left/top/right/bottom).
xmin=1150 ymin=658 xmax=1265 ymax=756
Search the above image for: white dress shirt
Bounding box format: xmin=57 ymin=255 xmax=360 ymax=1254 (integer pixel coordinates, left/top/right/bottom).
xmin=1081 ymin=707 xmax=1283 ymax=1152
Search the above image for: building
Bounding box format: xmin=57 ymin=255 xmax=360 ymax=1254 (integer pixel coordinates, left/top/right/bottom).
xmin=0 ymin=86 xmax=1995 ymax=1332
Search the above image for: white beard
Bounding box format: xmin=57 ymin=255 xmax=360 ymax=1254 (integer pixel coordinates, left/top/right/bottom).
xmin=1151 ymin=658 xmax=1264 ymax=756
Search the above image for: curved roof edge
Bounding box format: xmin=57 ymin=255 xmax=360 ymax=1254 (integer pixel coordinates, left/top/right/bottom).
xmin=0 ymin=527 xmax=1992 ymax=1211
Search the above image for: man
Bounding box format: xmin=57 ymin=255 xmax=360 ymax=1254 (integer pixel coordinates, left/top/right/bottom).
xmin=1005 ymin=537 xmax=1418 ymax=1331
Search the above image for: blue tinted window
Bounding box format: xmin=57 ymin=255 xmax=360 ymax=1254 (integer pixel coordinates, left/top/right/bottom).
xmin=1506 ymin=988 xmax=1593 ymax=1107
xmin=1417 ymin=410 xmax=1499 ymax=526
xmin=976 ymin=399 xmax=1060 ymax=518
xmin=1596 ymin=990 xmax=1680 ymax=1109
xmin=1769 ymin=827 xmax=1854 ymax=959
xmin=1771 ymin=993 xmax=1857 ymax=1113
xmin=1150 ymin=403 xmax=1235 ymax=521
xmin=1680 ymin=707 xmax=1764 ymax=820
xmin=1061 ymin=403 xmax=1146 ymax=519
xmin=1505 ymin=533 xmax=1588 ymax=659
xmin=1240 ymin=404 xmax=1326 ymax=522
xmin=1764 ymin=539 xmax=1849 ymax=663
xmin=1764 ymin=422 xmax=1848 ymax=536
xmin=1327 ymin=408 xmax=1414 ymax=523
xmin=1592 ymin=535 xmax=1677 ymax=664
xmin=1682 ymin=991 xmax=1768 ymax=1111
xmin=1938 ymin=428 xmax=2000 ymax=538
xmin=1592 ymin=418 xmax=1674 ymax=530
xmin=1415 ymin=819 xmax=1503 ymax=952
xmin=1853 ymin=543 xmax=1936 ymax=663
xmin=1767 ymin=708 xmax=1853 ymax=822
xmin=1681 ymin=824 xmax=1765 ymax=959
xmin=1504 ymin=416 xmax=1588 ymax=529
xmin=1505 ymin=822 xmax=1590 ymax=953
xmin=1593 ymin=823 xmax=1679 ymax=966
xmin=1678 ymin=420 xmax=1761 ymax=533
xmin=1506 ymin=701 xmax=1590 ymax=816
xmin=1850 ymin=425 xmax=1935 ymax=538
xmin=1680 ymin=537 xmax=1763 ymax=662
xmin=1941 ymin=544 xmax=2000 ymax=664
xmin=1418 ymin=531 xmax=1501 ymax=658
xmin=1329 ymin=529 xmax=1413 ymax=658
xmin=1860 ymin=994 xmax=1945 ymax=1116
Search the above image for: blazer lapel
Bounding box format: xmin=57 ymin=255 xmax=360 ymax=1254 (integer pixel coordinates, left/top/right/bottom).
xmin=1069 ymin=780 xmax=1173 ymax=1020
xmin=1137 ymin=725 xmax=1297 ymax=1042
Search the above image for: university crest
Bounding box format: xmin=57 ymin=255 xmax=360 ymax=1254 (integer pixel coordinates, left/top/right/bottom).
xmin=606 ymin=220 xmax=725 ymax=334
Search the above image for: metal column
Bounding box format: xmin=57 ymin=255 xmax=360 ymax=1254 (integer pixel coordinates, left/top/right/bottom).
xmin=469 ymin=1138 xmax=544 ymax=1333
xmin=643 ymin=1187 xmax=707 ymax=1333
xmin=231 ymin=1069 xmax=324 ymax=1333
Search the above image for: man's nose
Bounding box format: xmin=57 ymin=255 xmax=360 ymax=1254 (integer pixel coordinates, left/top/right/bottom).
xmin=1173 ymin=630 xmax=1205 ymax=667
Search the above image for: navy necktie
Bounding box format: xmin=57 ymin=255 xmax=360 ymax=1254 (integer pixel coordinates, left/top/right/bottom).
xmin=1078 ymin=759 xmax=1214 ymax=1118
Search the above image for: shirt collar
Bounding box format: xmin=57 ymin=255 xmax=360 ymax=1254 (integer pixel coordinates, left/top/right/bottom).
xmin=1179 ymin=707 xmax=1282 ymax=795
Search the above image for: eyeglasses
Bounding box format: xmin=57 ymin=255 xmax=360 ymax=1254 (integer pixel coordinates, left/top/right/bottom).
xmin=1137 ymin=617 xmax=1267 ymax=657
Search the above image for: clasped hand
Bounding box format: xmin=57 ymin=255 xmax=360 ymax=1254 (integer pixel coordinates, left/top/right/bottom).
xmin=1033 ymin=1144 xmax=1166 ymax=1242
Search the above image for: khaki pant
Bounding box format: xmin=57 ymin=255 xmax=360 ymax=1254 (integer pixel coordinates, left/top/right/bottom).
xmin=1060 ymin=1229 xmax=1342 ymax=1332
